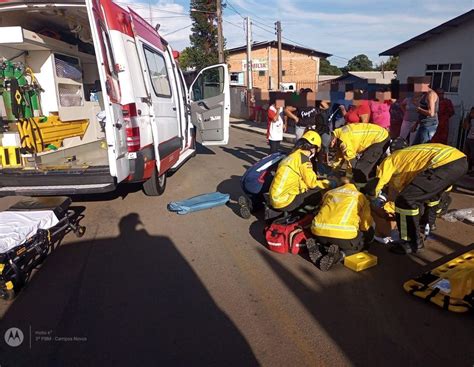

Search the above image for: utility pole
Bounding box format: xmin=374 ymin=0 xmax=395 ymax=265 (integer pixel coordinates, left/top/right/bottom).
xmin=216 ymin=0 xmax=224 ymax=63
xmin=275 ymin=21 xmax=282 ymax=90
xmin=246 ymin=17 xmax=252 ymax=90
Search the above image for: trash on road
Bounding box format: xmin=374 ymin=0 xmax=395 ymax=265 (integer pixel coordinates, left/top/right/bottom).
xmin=167 ymin=192 xmax=230 ymax=215
xmin=441 ymin=208 xmax=474 ymax=224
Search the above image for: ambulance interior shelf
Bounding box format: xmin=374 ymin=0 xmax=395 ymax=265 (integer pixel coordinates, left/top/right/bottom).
xmin=0 ymin=26 xmax=106 ymax=167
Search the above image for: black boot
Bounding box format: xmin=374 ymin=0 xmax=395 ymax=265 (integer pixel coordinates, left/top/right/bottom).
xmin=319 ymin=244 xmax=343 ymax=271
xmin=238 ymin=195 xmax=253 ymax=219
xmin=390 ymin=238 xmax=424 ymax=255
xmin=306 ymin=238 xmax=324 ymax=264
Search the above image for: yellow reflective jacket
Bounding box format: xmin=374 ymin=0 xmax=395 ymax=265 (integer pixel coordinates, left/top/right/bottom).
xmin=375 ymin=144 xmax=466 ymax=195
xmin=332 ymin=123 xmax=389 ymax=168
xmin=269 ymin=149 xmax=330 ymax=209
xmin=311 ymin=183 xmax=372 ymax=239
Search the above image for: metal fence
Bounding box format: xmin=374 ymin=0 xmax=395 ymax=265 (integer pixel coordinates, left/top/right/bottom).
xmin=230 ymin=86 xmax=249 ymax=119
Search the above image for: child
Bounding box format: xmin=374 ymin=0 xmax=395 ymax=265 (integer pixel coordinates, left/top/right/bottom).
xmin=267 ymin=99 xmax=286 ymax=153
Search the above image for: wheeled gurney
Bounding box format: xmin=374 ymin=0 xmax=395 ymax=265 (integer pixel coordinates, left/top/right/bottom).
xmin=0 ymin=197 xmax=85 ymax=300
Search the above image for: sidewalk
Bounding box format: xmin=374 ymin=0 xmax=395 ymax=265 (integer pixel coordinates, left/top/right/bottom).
xmin=230 ymin=117 xmax=296 ymax=144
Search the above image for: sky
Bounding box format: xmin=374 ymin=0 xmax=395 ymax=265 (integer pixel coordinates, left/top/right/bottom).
xmin=118 ymin=0 xmax=474 ymax=67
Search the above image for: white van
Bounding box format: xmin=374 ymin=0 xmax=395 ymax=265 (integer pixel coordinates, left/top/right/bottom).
xmin=0 ymin=0 xmax=230 ymax=196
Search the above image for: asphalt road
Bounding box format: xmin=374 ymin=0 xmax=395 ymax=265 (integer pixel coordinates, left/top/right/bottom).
xmin=0 ymin=127 xmax=473 ymax=367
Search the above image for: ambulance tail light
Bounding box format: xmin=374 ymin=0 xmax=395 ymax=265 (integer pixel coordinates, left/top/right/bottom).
xmin=123 ymin=103 xmax=140 ymax=152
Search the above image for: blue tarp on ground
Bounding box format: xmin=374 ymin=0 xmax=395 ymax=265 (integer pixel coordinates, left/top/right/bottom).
xmin=167 ymin=192 xmax=230 ymax=215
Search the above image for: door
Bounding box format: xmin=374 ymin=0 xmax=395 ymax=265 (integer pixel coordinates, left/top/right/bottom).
xmin=189 ymin=64 xmax=230 ymax=145
xmin=85 ymin=0 xmax=130 ymax=182
xmin=139 ymin=44 xmax=181 ymax=167
xmin=165 ymin=46 xmax=189 ymax=149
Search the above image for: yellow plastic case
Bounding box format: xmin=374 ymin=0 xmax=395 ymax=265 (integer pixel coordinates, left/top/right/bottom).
xmin=403 ymin=249 xmax=474 ymax=313
xmin=0 ymin=146 xmax=22 ymax=167
xmin=344 ymin=251 xmax=378 ymax=272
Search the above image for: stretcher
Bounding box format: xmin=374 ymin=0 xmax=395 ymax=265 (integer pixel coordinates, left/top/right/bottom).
xmin=0 ymin=197 xmax=85 ymax=300
xmin=403 ymin=246 xmax=474 ymax=313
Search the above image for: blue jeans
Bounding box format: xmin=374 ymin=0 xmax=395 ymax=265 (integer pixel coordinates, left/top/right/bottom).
xmin=412 ymin=124 xmax=438 ymax=145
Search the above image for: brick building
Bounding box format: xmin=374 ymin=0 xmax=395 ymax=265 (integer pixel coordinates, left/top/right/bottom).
xmin=227 ymin=41 xmax=331 ymax=91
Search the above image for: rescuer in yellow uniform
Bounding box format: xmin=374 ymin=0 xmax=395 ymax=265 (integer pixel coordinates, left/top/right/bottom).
xmin=269 ymin=131 xmax=335 ymax=212
xmin=307 ymin=177 xmax=373 ymax=271
xmin=370 ymin=142 xmax=467 ymax=254
xmin=331 ymin=123 xmax=390 ymax=183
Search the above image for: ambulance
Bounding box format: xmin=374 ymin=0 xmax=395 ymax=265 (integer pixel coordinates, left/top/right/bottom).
xmin=0 ymin=0 xmax=230 ymax=196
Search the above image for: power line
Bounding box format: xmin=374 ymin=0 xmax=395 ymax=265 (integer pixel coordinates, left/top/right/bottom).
xmin=150 ymin=15 xmax=190 ymax=19
xmin=225 ymin=0 xmax=274 ymax=31
xmin=251 ymin=18 xmax=274 ymax=31
xmin=223 ymin=19 xmax=244 ymax=30
xmin=226 ymin=0 xmax=271 ymax=24
xmin=252 ymin=22 xmax=275 ymax=36
xmin=118 ymin=2 xmax=214 ymax=16
xmin=224 ymin=0 xmax=244 ymax=19
xmin=162 ymin=24 xmax=192 ymax=36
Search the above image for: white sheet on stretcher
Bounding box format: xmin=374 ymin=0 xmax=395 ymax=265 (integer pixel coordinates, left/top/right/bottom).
xmin=0 ymin=211 xmax=59 ymax=253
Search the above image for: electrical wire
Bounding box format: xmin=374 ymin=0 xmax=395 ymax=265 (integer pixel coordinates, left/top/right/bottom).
xmin=225 ymin=0 xmax=347 ymax=63
xmin=223 ymin=19 xmax=244 ymax=30
xmin=162 ymin=24 xmax=193 ymax=36
xmin=117 ymin=1 xmax=216 ymax=15
xmin=224 ymin=0 xmax=244 ymax=19
xmin=252 ymin=22 xmax=275 ymax=35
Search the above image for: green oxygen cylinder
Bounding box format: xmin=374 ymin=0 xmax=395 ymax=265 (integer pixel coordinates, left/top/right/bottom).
xmin=1 ymin=82 xmax=15 ymax=121
xmin=0 ymin=61 xmax=15 ymax=121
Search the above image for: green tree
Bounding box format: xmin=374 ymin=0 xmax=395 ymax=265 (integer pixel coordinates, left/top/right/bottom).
xmin=375 ymin=56 xmax=399 ymax=71
xmin=319 ymin=59 xmax=342 ymax=75
xmin=187 ymin=0 xmax=220 ymax=71
xmin=178 ymin=47 xmax=193 ymax=69
xmin=346 ymin=54 xmax=374 ymax=71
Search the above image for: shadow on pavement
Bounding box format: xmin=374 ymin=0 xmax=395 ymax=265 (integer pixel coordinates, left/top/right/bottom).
xmin=71 ymin=183 xmax=143 ymax=202
xmin=432 ymin=233 xmax=473 ymax=252
xmin=220 ymin=146 xmax=267 ymax=165
xmin=257 ymin=246 xmax=474 ymax=366
xmin=0 ymin=214 xmax=258 ymax=367
xmin=196 ymin=142 xmax=216 ymax=155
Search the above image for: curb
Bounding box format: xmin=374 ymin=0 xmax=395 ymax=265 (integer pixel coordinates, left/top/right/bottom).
xmin=231 ymin=124 xmax=296 ymax=144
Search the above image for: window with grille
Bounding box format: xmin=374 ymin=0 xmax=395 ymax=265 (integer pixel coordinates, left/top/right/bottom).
xmin=425 ymin=63 xmax=461 ymax=93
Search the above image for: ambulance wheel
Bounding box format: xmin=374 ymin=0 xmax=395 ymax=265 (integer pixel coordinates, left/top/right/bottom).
xmin=75 ymin=226 xmax=86 ymax=238
xmin=143 ymin=168 xmax=167 ymax=196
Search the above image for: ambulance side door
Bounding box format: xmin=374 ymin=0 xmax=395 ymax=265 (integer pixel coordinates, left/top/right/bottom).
xmin=189 ymin=64 xmax=230 ymax=145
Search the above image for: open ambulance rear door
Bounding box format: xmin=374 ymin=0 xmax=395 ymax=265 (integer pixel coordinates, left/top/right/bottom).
xmin=189 ymin=64 xmax=230 ymax=145
xmin=85 ymin=0 xmax=130 ymax=182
